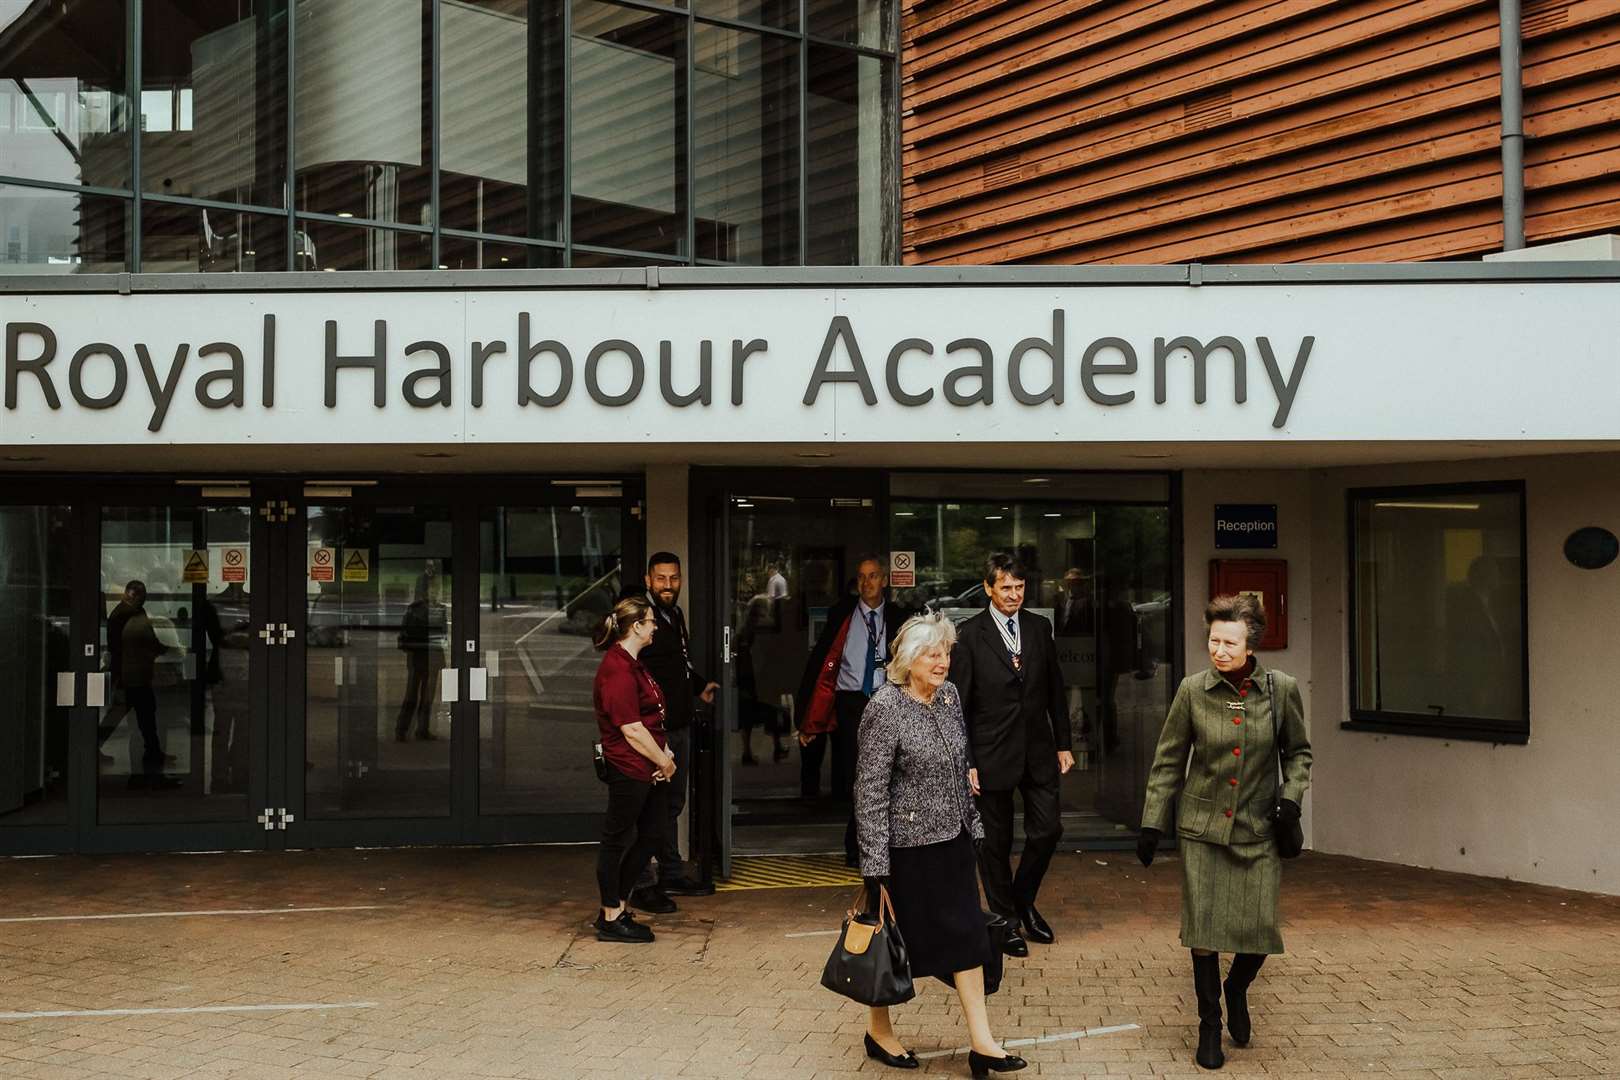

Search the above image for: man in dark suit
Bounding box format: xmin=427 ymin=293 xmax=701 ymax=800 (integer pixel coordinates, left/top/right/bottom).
xmin=795 ymin=554 xmax=910 ymax=865
xmin=950 ymin=552 xmax=1074 ymax=956
xmin=626 ymin=552 xmax=719 ymax=909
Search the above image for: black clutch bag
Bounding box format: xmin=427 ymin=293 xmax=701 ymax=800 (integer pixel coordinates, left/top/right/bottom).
xmin=820 ymin=884 xmax=915 ymax=1007
xmin=1266 ymin=673 xmax=1304 ymax=859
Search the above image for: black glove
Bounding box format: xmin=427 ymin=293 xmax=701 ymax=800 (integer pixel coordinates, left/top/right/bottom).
xmin=1136 ymin=827 xmax=1160 ymax=868
xmin=862 ymin=876 xmax=888 ymax=916
xmin=1274 ymin=798 xmax=1304 ymax=859
xmin=1275 ymin=798 xmax=1301 ymax=823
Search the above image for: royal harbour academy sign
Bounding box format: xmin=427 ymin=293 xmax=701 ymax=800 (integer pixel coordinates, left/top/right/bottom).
xmin=0 ymin=282 xmax=1615 ymax=445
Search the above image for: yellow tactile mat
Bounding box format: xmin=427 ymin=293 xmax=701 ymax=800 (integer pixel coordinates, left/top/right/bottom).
xmin=715 ymin=854 xmax=865 ymax=892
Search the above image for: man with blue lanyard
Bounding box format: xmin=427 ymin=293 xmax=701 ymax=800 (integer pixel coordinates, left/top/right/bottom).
xmin=795 ymin=555 xmax=911 ymax=866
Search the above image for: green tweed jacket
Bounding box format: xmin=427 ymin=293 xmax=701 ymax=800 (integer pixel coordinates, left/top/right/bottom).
xmin=1140 ymin=661 xmax=1312 ymax=846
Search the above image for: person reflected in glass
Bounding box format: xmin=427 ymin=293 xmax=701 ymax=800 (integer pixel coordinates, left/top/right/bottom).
xmin=113 ymin=580 xmax=174 ymax=786
xmin=396 ymin=567 xmax=446 ymax=742
xmin=736 ymin=591 xmax=787 ymax=767
xmin=854 ymin=612 xmax=1025 ymax=1077
xmin=593 ymin=597 xmax=676 ymax=943
xmin=96 ymin=580 xmax=142 ymax=765
xmin=1136 ymin=594 xmax=1312 ymax=1071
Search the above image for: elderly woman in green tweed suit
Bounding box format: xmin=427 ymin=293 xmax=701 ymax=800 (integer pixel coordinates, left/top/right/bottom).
xmin=1136 ymin=593 xmax=1312 ymax=1071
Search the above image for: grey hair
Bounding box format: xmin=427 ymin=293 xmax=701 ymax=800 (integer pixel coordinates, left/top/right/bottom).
xmin=885 ymin=611 xmax=958 ymax=686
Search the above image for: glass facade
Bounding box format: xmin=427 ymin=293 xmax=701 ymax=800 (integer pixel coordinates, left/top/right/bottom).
xmin=0 ymin=0 xmax=897 ymax=273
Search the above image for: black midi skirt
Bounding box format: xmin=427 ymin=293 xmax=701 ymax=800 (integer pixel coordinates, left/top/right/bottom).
xmin=887 ymin=829 xmax=993 ymax=982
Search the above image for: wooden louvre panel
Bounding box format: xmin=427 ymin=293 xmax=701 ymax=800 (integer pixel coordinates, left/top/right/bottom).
xmin=901 ymin=0 xmax=1620 ymax=264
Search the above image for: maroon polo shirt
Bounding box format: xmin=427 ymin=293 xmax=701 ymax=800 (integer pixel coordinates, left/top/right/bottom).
xmin=594 ymin=643 xmax=668 ymax=782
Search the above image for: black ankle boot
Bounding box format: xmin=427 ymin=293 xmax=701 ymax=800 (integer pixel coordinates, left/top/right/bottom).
xmin=1192 ymin=952 xmax=1225 ymax=1070
xmin=1223 ymin=953 xmax=1265 ymax=1046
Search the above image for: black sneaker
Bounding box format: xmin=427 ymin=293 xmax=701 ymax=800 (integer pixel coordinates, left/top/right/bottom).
xmin=594 ymin=911 xmax=654 ymax=943
xmin=660 ymin=875 xmax=715 ymax=897
xmin=628 ymin=885 xmax=678 ymax=914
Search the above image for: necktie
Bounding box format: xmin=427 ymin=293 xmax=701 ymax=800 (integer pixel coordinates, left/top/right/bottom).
xmin=862 ymin=610 xmax=879 ymax=695
xmin=1006 ymin=616 xmax=1021 ymax=671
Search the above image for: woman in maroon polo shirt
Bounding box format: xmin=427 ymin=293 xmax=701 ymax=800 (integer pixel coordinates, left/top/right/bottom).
xmin=592 ymin=596 xmax=678 ymax=944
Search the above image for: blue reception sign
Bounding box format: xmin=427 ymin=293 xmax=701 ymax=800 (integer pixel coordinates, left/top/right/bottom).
xmin=1214 ymin=504 xmax=1278 ymax=549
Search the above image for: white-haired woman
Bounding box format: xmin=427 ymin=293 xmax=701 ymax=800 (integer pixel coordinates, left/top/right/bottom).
xmin=853 ymin=612 xmax=1027 ymax=1078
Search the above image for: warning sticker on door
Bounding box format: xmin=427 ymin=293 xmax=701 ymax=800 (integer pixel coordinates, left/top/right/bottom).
xmin=309 ymin=546 xmax=335 ymax=582
xmin=221 ymin=546 xmax=248 ymax=583
xmin=342 ymin=548 xmax=370 ymax=583
xmin=182 ymin=549 xmax=209 ymax=584
xmin=889 ymin=550 xmax=915 ymax=589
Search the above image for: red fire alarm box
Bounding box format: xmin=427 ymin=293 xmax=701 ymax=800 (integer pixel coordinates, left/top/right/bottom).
xmin=1209 ymin=559 xmax=1287 ymax=650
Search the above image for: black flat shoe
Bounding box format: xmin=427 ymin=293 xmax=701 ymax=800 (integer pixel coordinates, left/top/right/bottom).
xmin=1018 ymin=904 xmax=1054 ymax=945
xmin=999 ymin=930 xmax=1029 ymax=958
xmin=594 ymin=911 xmax=653 ymax=943
xmin=863 ymin=1033 xmax=918 ymax=1070
xmin=968 ymin=1049 xmax=1027 ymax=1077
xmin=628 ymin=886 xmax=677 ymax=914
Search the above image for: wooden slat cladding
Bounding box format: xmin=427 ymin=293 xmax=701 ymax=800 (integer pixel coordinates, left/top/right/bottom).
xmin=901 ymin=0 xmax=1620 ymax=264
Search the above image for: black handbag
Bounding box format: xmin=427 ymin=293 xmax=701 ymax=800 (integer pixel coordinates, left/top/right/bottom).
xmin=820 ymin=884 xmax=915 ymax=1007
xmin=1266 ymin=673 xmax=1305 ymax=859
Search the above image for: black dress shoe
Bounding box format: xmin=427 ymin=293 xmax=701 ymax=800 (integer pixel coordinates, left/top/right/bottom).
xmin=1018 ymin=904 xmax=1054 ymax=945
xmin=628 ymin=886 xmax=677 ymax=914
xmin=660 ymin=875 xmax=715 ymax=897
xmin=594 ymin=911 xmax=654 ymax=943
xmin=1000 ymin=930 xmax=1029 ymax=958
xmin=968 ymin=1049 xmax=1027 ymax=1077
xmin=863 ymin=1033 xmax=918 ymax=1070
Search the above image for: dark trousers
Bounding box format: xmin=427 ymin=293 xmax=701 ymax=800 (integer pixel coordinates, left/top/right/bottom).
xmin=396 ymin=650 xmax=439 ymax=737
xmin=637 ymin=726 xmax=689 ymax=887
xmin=975 ymin=769 xmax=1064 ymax=921
xmin=127 ymin=687 xmax=163 ymax=774
xmin=799 ymin=691 xmax=868 ymax=799
xmin=597 ymin=770 xmax=670 ymax=907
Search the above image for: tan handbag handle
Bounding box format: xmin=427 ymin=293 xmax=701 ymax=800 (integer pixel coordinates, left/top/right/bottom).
xmin=847 ymin=882 xmax=898 ymax=927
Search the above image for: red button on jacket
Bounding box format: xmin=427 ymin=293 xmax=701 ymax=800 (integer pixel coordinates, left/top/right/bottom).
xmin=1232 ymin=717 xmax=1242 ymax=724
xmin=1224 ymin=809 xmax=1234 ymax=818
xmin=1233 ymin=747 xmax=1241 ymax=756
xmin=1229 ymin=778 xmax=1238 ymax=786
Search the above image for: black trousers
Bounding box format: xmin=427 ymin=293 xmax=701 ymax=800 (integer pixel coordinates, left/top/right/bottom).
xmin=832 ymin=692 xmax=867 ymax=857
xmin=637 ymin=726 xmax=689 ymax=887
xmin=127 ymin=687 xmax=163 ymax=774
xmin=975 ymin=768 xmax=1064 ymax=922
xmin=596 ymin=770 xmax=670 ymax=908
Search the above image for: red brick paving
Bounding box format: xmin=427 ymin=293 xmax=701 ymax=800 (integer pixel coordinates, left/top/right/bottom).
xmin=0 ymin=848 xmax=1616 ymax=1079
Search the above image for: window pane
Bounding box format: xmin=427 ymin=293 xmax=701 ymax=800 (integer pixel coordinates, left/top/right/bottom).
xmin=693 ymin=24 xmax=798 ymax=264
xmin=571 ymin=1 xmax=685 ymax=255
xmin=440 ymin=0 xmax=563 ymax=240
xmin=140 ymin=203 xmax=288 ymax=272
xmin=0 ymin=183 xmax=128 ymax=273
xmin=295 ymin=218 xmax=430 ymax=271
xmin=440 ymin=233 xmax=560 ymax=269
xmin=293 ymin=0 xmax=430 ymax=226
xmin=0 ymin=0 xmax=130 ymax=188
xmin=0 ymin=506 xmax=74 ymax=828
xmin=569 ymin=248 xmax=677 ymax=267
xmin=1353 ymin=489 xmax=1525 ymax=724
xmin=806 ymin=0 xmax=894 ymax=51
xmin=806 ymin=46 xmax=894 ymax=265
xmin=142 ymin=1 xmax=288 ymax=208
xmin=695 ymin=0 xmax=796 ymax=29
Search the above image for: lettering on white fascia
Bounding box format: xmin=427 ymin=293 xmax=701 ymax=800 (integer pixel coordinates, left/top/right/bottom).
xmin=2 ymin=310 xmax=1313 ymax=433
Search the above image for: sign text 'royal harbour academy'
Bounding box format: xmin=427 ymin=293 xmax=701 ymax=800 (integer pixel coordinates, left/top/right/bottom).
xmin=3 ymin=310 xmax=1314 ymax=434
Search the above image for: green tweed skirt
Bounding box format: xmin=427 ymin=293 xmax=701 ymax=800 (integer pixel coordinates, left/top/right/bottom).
xmin=1179 ymin=837 xmax=1284 ymax=955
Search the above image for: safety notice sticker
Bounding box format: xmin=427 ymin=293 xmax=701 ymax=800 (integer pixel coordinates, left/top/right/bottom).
xmin=182 ymin=549 xmax=209 ymax=584
xmin=310 ymin=546 xmax=335 ymax=582
xmin=221 ymin=546 xmax=248 ymax=583
xmin=342 ymin=548 xmax=370 ymax=583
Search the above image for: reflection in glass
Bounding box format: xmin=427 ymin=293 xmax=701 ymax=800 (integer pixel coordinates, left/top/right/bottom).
xmin=293 ymin=0 xmax=430 ymax=225
xmin=0 ymin=183 xmax=128 ymax=273
xmin=571 ymin=1 xmax=685 ymax=254
xmin=305 ymin=505 xmax=453 ymax=820
xmin=141 ymin=203 xmax=288 ymax=272
xmin=693 ymin=24 xmax=798 ymax=264
xmin=440 ymin=233 xmax=560 ymax=269
xmin=0 ymin=0 xmax=129 ymax=188
xmin=569 ymin=248 xmax=676 ymax=267
xmin=294 ymin=218 xmax=430 ymax=271
xmin=97 ymin=505 xmax=255 ymax=825
xmin=440 ymin=0 xmax=563 ymax=240
xmin=480 ymin=506 xmax=621 ymax=815
xmin=141 ymin=0 xmax=288 ymax=207
xmin=694 ymin=0 xmax=796 ymax=29
xmin=888 ymin=493 xmax=1172 ymax=830
xmin=0 ymin=506 xmax=73 ymax=827
xmin=806 ymin=45 xmax=895 ymax=264
xmin=806 ymin=0 xmax=895 ymax=50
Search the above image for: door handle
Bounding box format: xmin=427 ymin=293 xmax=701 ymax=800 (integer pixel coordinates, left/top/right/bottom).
xmin=86 ymin=672 xmax=109 ymax=708
xmin=440 ymin=667 xmax=460 ymax=703
xmin=468 ymin=668 xmax=488 ymax=702
xmin=55 ymin=672 xmax=75 ymax=707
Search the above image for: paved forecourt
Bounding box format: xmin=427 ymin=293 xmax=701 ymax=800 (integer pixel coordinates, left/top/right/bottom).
xmin=0 ymin=845 xmax=1617 ymax=1079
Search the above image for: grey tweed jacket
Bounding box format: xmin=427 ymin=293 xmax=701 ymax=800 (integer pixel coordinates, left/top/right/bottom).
xmin=854 ymin=680 xmax=984 ymax=877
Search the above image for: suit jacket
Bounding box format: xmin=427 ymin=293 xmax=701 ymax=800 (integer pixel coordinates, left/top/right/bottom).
xmin=795 ymin=595 xmax=911 ymax=732
xmin=948 ymin=607 xmax=1070 ymax=791
xmin=1139 ymin=661 xmax=1312 ymax=846
xmin=635 ymin=594 xmax=710 ymax=732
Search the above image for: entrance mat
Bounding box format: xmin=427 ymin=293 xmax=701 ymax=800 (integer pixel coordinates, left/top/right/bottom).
xmin=716 ymin=854 xmax=864 ymax=892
